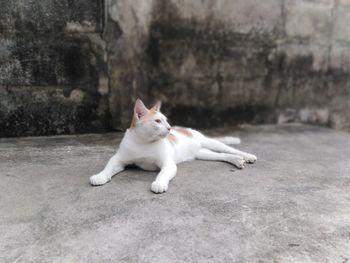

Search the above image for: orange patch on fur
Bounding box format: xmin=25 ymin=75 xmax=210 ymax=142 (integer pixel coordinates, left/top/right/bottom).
xmin=166 ymin=133 xmax=178 ymax=144
xmin=130 ymin=109 xmax=158 ymax=128
xmin=173 ymin=127 xmax=193 ymax=137
xmin=130 ymin=113 xmax=137 ymax=128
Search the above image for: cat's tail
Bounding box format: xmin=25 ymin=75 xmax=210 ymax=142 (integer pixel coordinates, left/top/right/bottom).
xmin=214 ymin=136 xmax=241 ymax=145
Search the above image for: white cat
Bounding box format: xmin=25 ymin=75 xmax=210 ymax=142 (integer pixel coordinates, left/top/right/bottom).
xmin=90 ymin=99 xmax=257 ymax=193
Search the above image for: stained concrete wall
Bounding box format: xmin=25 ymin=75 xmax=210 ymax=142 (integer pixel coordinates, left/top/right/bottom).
xmin=108 ymin=0 xmax=350 ymax=131
xmin=0 ymin=0 xmax=110 ymax=137
xmin=1 ymin=0 xmax=350 ymax=136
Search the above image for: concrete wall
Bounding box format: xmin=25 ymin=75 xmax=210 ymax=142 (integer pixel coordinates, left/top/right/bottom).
xmin=0 ymin=0 xmax=110 ymax=136
xmin=108 ymin=0 xmax=350 ymax=130
xmin=1 ymin=0 xmax=350 ymax=136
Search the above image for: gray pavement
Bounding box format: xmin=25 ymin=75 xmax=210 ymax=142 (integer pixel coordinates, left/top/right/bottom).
xmin=1 ymin=124 xmax=350 ymax=262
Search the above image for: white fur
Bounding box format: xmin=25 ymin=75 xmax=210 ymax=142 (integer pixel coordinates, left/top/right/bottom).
xmin=215 ymin=136 xmax=241 ymax=145
xmin=90 ymin=100 xmax=257 ymax=193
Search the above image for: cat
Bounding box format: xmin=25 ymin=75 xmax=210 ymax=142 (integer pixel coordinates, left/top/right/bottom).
xmin=90 ymin=99 xmax=257 ymax=193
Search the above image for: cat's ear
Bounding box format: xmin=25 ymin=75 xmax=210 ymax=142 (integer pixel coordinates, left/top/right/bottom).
xmin=151 ymin=101 xmax=162 ymax=111
xmin=134 ymin=99 xmax=148 ymax=119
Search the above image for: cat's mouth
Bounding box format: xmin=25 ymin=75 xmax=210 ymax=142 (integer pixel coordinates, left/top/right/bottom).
xmin=159 ymin=130 xmax=170 ymax=138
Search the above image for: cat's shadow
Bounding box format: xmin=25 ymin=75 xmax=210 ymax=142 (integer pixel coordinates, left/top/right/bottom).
xmin=117 ymin=165 xmax=158 ymax=183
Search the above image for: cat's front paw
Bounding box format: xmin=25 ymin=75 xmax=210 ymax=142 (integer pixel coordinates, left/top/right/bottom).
xmin=151 ymin=180 xmax=169 ymax=193
xmin=244 ymin=154 xmax=257 ymax=163
xmin=90 ymin=173 xmax=110 ymax=186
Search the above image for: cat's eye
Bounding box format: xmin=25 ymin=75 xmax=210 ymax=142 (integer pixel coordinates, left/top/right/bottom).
xmin=155 ymin=119 xmax=161 ymax=123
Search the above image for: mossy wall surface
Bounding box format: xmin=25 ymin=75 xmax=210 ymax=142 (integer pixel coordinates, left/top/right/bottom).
xmin=1 ymin=0 xmax=350 ymax=136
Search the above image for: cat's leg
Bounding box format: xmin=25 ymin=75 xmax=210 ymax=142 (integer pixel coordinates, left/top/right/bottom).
xmin=90 ymin=153 xmax=125 ymax=186
xmin=200 ymin=137 xmax=257 ymax=163
xmin=195 ymin=149 xmax=245 ymax=169
xmin=151 ymin=160 xmax=177 ymax=193
xmin=214 ymin=136 xmax=241 ymax=145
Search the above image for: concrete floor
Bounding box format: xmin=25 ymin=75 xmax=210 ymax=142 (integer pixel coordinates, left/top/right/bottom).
xmin=0 ymin=124 xmax=350 ymax=262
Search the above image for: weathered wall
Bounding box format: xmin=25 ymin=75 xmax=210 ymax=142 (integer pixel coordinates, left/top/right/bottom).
xmin=108 ymin=0 xmax=350 ymax=131
xmin=1 ymin=0 xmax=350 ymax=137
xmin=105 ymin=0 xmax=155 ymax=128
xmin=0 ymin=0 xmax=110 ymax=137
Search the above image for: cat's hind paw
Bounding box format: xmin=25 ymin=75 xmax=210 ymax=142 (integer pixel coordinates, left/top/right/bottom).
xmin=234 ymin=158 xmax=246 ymax=169
xmin=244 ymin=154 xmax=257 ymax=163
xmin=151 ymin=180 xmax=169 ymax=193
xmin=227 ymin=156 xmax=245 ymax=169
xmin=90 ymin=173 xmax=110 ymax=186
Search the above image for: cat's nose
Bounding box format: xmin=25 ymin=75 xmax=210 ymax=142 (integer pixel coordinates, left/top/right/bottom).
xmin=167 ymin=127 xmax=171 ymax=131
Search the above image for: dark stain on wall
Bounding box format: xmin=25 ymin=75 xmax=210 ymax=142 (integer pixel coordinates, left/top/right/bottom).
xmin=2 ymin=0 xmax=350 ymax=136
xmin=143 ymin=0 xmax=280 ymax=128
xmin=141 ymin=0 xmax=350 ymax=130
xmin=0 ymin=0 xmax=111 ymax=137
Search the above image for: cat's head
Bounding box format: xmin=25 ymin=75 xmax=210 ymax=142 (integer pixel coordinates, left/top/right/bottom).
xmin=130 ymin=99 xmax=171 ymax=142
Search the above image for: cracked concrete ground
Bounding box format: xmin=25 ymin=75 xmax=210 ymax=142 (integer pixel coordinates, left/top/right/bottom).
xmin=1 ymin=124 xmax=350 ymax=262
